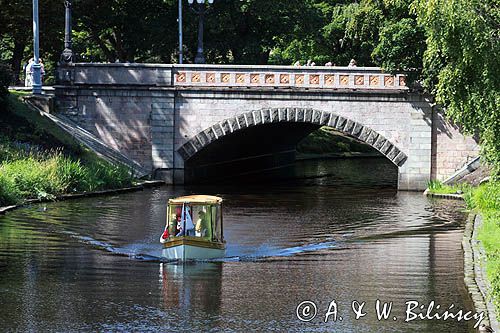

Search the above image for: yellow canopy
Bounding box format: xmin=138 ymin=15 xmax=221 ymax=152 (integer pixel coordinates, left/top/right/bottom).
xmin=168 ymin=195 xmax=223 ymax=205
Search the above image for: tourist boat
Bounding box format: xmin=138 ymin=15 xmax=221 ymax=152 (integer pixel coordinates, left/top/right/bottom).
xmin=159 ymin=195 xmax=225 ymax=260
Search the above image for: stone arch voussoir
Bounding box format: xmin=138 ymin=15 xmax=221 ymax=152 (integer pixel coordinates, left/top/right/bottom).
xmin=178 ymin=108 xmax=408 ymax=167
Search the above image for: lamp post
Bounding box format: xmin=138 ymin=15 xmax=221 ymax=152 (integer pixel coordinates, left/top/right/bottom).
xmin=60 ymin=0 xmax=74 ymax=63
xmin=187 ymin=0 xmax=214 ymax=64
xmin=178 ymin=0 xmax=183 ymax=64
xmin=32 ymin=0 xmax=42 ymax=94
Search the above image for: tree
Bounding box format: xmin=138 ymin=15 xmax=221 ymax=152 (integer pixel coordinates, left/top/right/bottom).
xmin=199 ymin=0 xmax=316 ymax=64
xmin=0 ymin=0 xmax=33 ymax=84
xmin=372 ymin=18 xmax=425 ymax=81
xmin=269 ymin=0 xmax=424 ymax=67
xmin=0 ymin=0 xmax=63 ymax=84
xmin=414 ymin=0 xmax=500 ymax=173
xmin=74 ymin=0 xmax=178 ymax=63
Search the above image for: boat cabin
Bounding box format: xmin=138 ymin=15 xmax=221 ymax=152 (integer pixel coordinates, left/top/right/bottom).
xmin=162 ymin=195 xmax=224 ymax=244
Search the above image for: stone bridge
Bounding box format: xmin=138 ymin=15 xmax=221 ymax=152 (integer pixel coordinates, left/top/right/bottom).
xmin=54 ymin=63 xmax=479 ymax=190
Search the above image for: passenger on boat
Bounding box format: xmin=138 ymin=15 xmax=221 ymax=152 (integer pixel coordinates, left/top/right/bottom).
xmin=176 ymin=215 xmax=182 ymax=235
xmin=169 ymin=214 xmax=177 ymax=236
xmin=195 ymin=210 xmax=207 ymax=237
xmin=195 ymin=209 xmax=212 ymax=240
xmin=176 ymin=220 xmax=186 ymax=236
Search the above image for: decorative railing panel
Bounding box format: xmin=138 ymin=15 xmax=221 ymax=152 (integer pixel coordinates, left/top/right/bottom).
xmin=59 ymin=63 xmax=407 ymax=91
xmin=172 ymin=65 xmax=407 ymax=90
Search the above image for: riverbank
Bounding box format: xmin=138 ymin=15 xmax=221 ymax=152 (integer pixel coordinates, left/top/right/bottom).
xmin=427 ymin=180 xmax=500 ymax=326
xmin=0 ymin=179 xmax=164 ymax=215
xmin=0 ymin=91 xmax=140 ymax=207
xmin=297 ymin=126 xmax=380 ymax=156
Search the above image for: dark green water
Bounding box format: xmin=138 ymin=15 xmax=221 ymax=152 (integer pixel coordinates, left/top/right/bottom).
xmin=0 ymin=158 xmax=477 ymax=332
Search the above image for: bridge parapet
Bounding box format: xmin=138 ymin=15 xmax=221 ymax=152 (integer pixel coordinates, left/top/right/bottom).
xmin=57 ymin=63 xmax=407 ymax=91
xmin=173 ymin=64 xmax=407 ymax=91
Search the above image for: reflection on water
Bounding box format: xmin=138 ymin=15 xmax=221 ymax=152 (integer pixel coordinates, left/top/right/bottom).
xmin=227 ymin=156 xmax=398 ymax=188
xmin=0 ymin=158 xmax=476 ymax=332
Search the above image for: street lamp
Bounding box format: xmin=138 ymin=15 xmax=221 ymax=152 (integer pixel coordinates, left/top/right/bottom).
xmin=187 ymin=0 xmax=214 ymax=64
xmin=60 ymin=0 xmax=74 ymax=63
xmin=178 ymin=0 xmax=183 ymax=64
xmin=32 ymin=0 xmax=42 ymax=94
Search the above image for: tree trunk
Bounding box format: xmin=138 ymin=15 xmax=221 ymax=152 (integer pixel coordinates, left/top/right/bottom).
xmin=10 ymin=39 xmax=26 ymax=85
xmin=257 ymin=50 xmax=270 ymax=65
xmin=90 ymin=31 xmax=115 ymax=63
xmin=111 ymin=31 xmax=128 ymax=62
xmin=231 ymin=48 xmax=242 ymax=64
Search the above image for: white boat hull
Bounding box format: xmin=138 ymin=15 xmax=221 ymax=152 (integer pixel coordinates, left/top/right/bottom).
xmin=162 ymin=244 xmax=225 ymax=260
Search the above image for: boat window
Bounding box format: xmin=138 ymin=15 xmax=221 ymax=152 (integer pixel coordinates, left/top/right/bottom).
xmin=169 ymin=204 xmax=195 ymax=237
xmin=194 ymin=205 xmax=213 ymax=240
xmin=167 ymin=205 xmax=177 ymax=237
xmin=212 ymin=204 xmax=223 ymax=242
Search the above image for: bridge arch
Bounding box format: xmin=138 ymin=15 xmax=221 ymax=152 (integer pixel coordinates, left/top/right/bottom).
xmin=177 ymin=108 xmax=408 ymax=167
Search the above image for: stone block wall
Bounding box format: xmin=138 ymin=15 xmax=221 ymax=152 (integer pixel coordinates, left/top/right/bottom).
xmin=55 ymin=87 xmax=176 ymax=177
xmin=432 ymin=109 xmax=480 ymax=181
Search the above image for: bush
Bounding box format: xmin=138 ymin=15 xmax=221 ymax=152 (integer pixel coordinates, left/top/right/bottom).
xmin=82 ymin=160 xmax=132 ymax=192
xmin=1 ymin=157 xmax=60 ymax=200
xmin=473 ymin=182 xmax=500 ymax=212
xmin=0 ymin=148 xmax=134 ymax=205
xmin=0 ymin=173 xmax=20 ymax=206
xmin=53 ymin=153 xmax=88 ymax=192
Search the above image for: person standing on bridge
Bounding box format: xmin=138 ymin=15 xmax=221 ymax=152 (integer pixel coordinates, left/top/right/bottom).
xmin=39 ymin=58 xmax=45 ymax=82
xmin=24 ymin=58 xmax=34 ymax=87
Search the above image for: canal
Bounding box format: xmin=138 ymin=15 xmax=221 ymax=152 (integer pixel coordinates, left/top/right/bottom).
xmin=0 ymin=158 xmax=476 ymax=332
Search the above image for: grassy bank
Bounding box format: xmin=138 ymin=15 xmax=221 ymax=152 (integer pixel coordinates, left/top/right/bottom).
xmin=297 ymin=127 xmax=380 ymax=156
xmin=0 ymin=92 xmax=134 ymax=207
xmin=427 ymin=179 xmax=470 ymax=195
xmin=470 ymin=182 xmax=500 ymax=316
xmin=427 ymin=179 xmax=500 ymax=316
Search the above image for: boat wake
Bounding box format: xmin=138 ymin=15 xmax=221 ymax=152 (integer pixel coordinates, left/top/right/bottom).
xmin=218 ymin=241 xmax=338 ymax=262
xmin=61 ymin=231 xmax=170 ymax=262
xmin=61 ymin=230 xmax=338 ymax=263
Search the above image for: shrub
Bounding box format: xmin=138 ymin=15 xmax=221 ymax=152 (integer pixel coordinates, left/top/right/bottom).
xmin=82 ymin=160 xmax=132 ymax=192
xmin=1 ymin=158 xmax=60 ymax=200
xmin=0 ymin=173 xmax=20 ymax=206
xmin=53 ymin=153 xmax=87 ymax=193
xmin=0 ymin=150 xmax=134 ymax=202
xmin=473 ymin=182 xmax=500 ymax=212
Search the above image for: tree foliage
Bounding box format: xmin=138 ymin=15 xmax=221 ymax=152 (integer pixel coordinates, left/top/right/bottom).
xmin=0 ymin=0 xmax=498 ymax=172
xmin=413 ymin=0 xmax=500 ymax=174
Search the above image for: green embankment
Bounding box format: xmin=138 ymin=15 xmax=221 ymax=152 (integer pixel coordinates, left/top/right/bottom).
xmin=471 ymin=182 xmax=500 ymax=316
xmin=0 ymin=92 xmax=134 ymax=206
xmin=427 ymin=179 xmax=470 ymax=195
xmin=296 ymin=126 xmax=380 ymax=158
xmin=428 ymin=179 xmax=500 ymax=316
